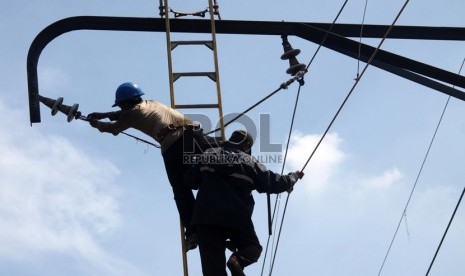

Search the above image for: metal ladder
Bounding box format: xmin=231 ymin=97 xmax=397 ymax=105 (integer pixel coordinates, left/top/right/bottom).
xmin=160 ymin=0 xmax=225 ymax=141
xmin=159 ymin=1 xmax=225 ymax=275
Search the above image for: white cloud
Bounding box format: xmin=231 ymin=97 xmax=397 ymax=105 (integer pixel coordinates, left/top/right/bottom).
xmin=0 ymin=98 xmax=142 ymax=275
xmin=269 ymin=131 xmax=464 ymax=276
xmin=285 ymin=131 xmax=345 ymax=192
xmin=361 ymin=167 xmax=403 ymax=189
xmin=284 ymin=132 xmax=404 ymax=193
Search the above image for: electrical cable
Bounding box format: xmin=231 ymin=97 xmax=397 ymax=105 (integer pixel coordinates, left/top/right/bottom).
xmin=204 ymin=72 xmax=305 ymax=136
xmin=377 ymin=57 xmax=465 ymax=276
xmin=267 ymin=1 xmax=411 ymax=275
xmin=261 ymin=1 xmax=350 ymax=275
xmin=260 ymin=84 xmax=303 ymax=276
xmin=425 ymin=186 xmax=465 ymax=276
xmin=268 ymin=85 xmax=303 ymax=276
xmin=205 ymin=0 xmax=351 ymax=138
xmin=356 ymin=0 xmax=369 ymax=79
xmin=303 ymin=0 xmax=349 ymax=73
xmin=300 ymin=0 xmax=410 ymax=173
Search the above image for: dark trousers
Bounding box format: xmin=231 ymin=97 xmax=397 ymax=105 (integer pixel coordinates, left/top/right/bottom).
xmin=197 ymin=225 xmax=263 ymax=276
xmin=162 ymin=129 xmax=220 ymax=236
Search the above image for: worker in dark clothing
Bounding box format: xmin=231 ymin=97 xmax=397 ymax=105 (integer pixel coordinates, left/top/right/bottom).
xmin=184 ymin=130 xmax=303 ymax=276
xmin=87 ymin=82 xmax=220 ymax=251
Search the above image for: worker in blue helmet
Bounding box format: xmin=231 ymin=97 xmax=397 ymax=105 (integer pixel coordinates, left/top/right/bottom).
xmin=184 ymin=130 xmax=303 ymax=276
xmin=112 ymin=82 xmax=145 ymax=107
xmin=87 ymin=82 xmax=220 ymax=251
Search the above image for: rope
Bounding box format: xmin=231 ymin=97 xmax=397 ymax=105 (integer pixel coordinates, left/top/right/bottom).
xmin=79 ymin=115 xmax=161 ymax=148
xmin=377 ymin=57 xmax=465 ymax=276
xmin=425 ymin=186 xmax=465 ymax=275
xmin=120 ymin=131 xmax=161 ymax=148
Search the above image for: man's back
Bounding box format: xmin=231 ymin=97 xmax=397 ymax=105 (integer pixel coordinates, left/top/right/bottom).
xmin=188 ymin=146 xmax=297 ymax=230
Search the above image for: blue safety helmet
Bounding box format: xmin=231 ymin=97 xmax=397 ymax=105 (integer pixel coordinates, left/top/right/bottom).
xmin=112 ymin=82 xmax=145 ymax=107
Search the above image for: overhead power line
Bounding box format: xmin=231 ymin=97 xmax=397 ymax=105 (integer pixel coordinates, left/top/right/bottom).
xmin=300 ymin=0 xmax=411 ymax=173
xmin=265 ymin=0 xmax=412 ymax=275
xmin=378 ymin=57 xmax=465 ymax=275
xmin=263 ymin=1 xmax=350 ymax=275
xmin=425 ymin=186 xmax=465 ymax=275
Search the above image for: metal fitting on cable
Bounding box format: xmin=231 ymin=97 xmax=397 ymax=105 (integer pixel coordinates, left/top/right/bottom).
xmin=158 ymin=0 xmax=165 ymax=17
xmin=279 ymin=70 xmax=307 ymax=90
xmin=212 ymin=0 xmax=221 ymax=19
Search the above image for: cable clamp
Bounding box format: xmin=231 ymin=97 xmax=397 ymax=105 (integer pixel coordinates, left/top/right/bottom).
xmin=280 ymin=70 xmax=307 ymax=89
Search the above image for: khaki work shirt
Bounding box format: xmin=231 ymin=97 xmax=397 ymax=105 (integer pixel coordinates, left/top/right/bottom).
xmin=95 ymin=100 xmax=190 ymax=152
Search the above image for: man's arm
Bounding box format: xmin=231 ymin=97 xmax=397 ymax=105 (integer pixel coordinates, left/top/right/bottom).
xmin=87 ymin=111 xmax=128 ymax=135
xmin=87 ymin=111 xmax=121 ymax=121
xmin=251 ymin=160 xmax=303 ymax=194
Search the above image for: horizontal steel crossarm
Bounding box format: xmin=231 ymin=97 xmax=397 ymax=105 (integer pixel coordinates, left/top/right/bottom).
xmin=294 ymin=23 xmax=465 ymax=99
xmin=27 ymin=16 xmax=465 ymax=123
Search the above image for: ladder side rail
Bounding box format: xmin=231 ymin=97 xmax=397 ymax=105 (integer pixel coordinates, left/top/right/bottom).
xmin=161 ymin=1 xmax=189 ymax=276
xmin=208 ymin=0 xmax=226 ymax=141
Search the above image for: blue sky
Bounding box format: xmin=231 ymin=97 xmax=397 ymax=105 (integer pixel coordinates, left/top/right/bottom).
xmin=1 ymin=0 xmax=465 ymax=275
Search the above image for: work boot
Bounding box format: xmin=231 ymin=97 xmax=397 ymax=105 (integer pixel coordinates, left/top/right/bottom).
xmin=227 ymin=255 xmax=246 ymax=276
xmin=185 ymin=233 xmax=198 ymax=252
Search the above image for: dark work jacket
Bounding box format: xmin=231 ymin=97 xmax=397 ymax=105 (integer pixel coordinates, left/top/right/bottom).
xmin=185 ymin=147 xmax=297 ymax=231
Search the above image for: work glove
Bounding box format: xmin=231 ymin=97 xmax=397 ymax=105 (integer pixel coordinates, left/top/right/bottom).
xmin=87 ymin=118 xmax=99 ymax=128
xmin=287 ymin=170 xmax=304 ymax=193
xmin=87 ymin=112 xmax=107 ymax=120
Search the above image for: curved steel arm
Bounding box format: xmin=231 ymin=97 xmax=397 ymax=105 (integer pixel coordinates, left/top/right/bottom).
xmin=28 ymin=16 xmax=465 ymax=123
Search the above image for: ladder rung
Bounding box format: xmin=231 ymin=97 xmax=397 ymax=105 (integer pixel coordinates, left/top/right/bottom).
xmin=175 ymin=104 xmax=219 ymax=109
xmin=171 ymin=40 xmax=214 ymax=50
xmin=173 ymin=72 xmax=217 ymax=82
